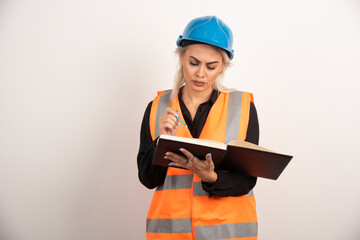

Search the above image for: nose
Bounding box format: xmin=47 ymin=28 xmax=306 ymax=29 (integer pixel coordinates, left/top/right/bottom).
xmin=195 ymin=65 xmax=205 ymax=78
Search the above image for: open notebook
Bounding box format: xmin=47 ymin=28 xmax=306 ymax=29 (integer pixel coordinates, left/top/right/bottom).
xmin=153 ymin=135 xmax=293 ymax=180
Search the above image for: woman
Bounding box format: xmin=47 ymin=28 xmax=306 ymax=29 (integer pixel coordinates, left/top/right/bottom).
xmin=137 ymin=16 xmax=259 ymax=240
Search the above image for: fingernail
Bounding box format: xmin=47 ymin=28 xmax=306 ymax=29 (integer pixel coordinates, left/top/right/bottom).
xmin=179 ymin=148 xmax=184 ymax=152
xmin=168 ymin=163 xmax=173 ymax=166
xmin=174 ymin=112 xmax=179 ymax=117
xmin=165 ymin=152 xmax=170 ymax=155
xmin=207 ymin=153 xmax=212 ymax=158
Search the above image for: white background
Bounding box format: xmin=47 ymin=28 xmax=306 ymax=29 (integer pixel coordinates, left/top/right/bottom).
xmin=0 ymin=0 xmax=359 ymax=239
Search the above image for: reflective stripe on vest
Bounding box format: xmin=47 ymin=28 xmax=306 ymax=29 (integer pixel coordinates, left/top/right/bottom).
xmin=147 ymin=220 xmax=258 ymax=239
xmin=156 ymin=175 xmax=209 ymax=197
xmin=225 ymin=91 xmax=243 ymax=143
xmin=195 ymin=222 xmax=258 ymax=240
xmin=147 ymin=218 xmax=192 ymax=233
xmin=248 ymin=189 xmax=254 ymax=198
xmin=192 ymin=181 xmax=209 ymax=197
xmin=156 ymin=174 xmax=193 ymax=191
xmin=147 ymin=90 xmax=257 ymax=240
xmin=154 ymin=90 xmax=172 ymax=139
xmin=157 ymin=175 xmax=255 ymax=198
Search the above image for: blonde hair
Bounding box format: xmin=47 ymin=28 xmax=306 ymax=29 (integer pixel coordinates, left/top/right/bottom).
xmin=171 ymin=45 xmax=235 ymax=100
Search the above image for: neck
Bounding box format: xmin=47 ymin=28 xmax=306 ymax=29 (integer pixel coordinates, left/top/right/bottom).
xmin=182 ymin=85 xmax=213 ymax=106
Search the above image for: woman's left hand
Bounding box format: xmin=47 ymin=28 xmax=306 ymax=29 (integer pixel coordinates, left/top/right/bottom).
xmin=164 ymin=148 xmax=218 ymax=184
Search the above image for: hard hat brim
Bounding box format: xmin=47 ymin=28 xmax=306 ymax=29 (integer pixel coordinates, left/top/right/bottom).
xmin=177 ymin=39 xmax=234 ymax=60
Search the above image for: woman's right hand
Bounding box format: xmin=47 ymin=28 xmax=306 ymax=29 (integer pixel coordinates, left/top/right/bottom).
xmin=158 ymin=107 xmax=180 ymax=138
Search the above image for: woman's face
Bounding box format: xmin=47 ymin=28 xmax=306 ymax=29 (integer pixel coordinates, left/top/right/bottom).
xmin=180 ymin=44 xmax=224 ymax=93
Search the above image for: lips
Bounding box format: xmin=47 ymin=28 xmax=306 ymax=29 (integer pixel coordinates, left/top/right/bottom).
xmin=192 ymin=80 xmax=206 ymax=87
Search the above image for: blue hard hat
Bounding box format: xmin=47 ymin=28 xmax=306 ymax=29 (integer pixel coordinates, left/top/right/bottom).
xmin=176 ymin=16 xmax=234 ymax=59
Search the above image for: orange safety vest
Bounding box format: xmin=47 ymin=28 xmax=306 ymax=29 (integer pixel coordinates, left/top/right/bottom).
xmin=147 ymin=90 xmax=258 ymax=240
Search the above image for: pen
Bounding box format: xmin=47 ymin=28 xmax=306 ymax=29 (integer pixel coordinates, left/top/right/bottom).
xmin=174 ymin=112 xmax=188 ymax=128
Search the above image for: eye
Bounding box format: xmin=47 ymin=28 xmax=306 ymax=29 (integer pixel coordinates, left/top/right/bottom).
xmin=207 ymin=65 xmax=216 ymax=70
xmin=189 ymin=61 xmax=198 ymax=66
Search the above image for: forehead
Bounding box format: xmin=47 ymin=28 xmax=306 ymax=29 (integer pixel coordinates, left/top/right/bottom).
xmin=184 ymin=44 xmax=223 ymax=61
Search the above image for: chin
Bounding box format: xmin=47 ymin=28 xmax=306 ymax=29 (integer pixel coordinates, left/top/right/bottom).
xmin=195 ymin=86 xmax=213 ymax=94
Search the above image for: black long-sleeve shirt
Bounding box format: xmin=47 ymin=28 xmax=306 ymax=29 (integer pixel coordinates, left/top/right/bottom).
xmin=137 ymin=88 xmax=259 ymax=197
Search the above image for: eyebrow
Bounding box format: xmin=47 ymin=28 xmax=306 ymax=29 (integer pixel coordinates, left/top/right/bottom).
xmin=189 ymin=56 xmax=219 ymax=64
